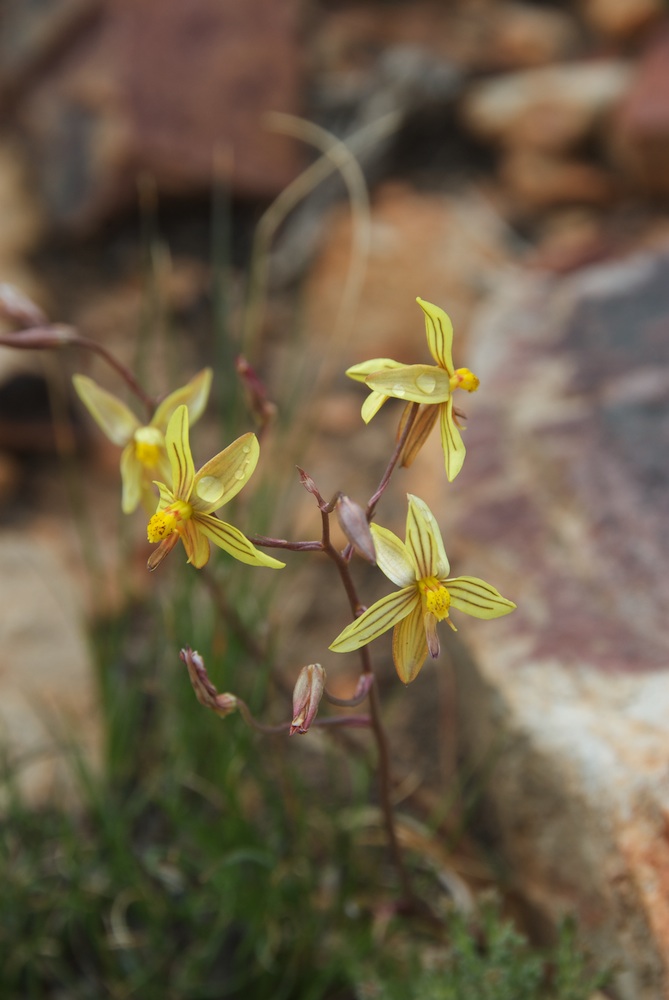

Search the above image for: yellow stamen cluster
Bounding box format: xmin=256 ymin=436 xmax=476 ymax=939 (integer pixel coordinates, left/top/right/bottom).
xmin=418 ymin=576 xmax=451 ymax=621
xmin=134 ymin=427 xmax=165 ymax=469
xmin=147 ymin=501 xmax=192 ymax=543
xmin=135 ymin=439 xmax=162 ymax=468
xmin=450 ymin=368 xmax=480 ymax=393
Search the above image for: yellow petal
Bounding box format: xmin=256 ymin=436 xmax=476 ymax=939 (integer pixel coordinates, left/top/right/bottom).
xmin=446 ymin=576 xmax=516 ymax=619
xmin=165 ymin=405 xmax=195 ymax=500
xmin=196 ymin=514 xmax=285 ymax=568
xmin=399 ymin=403 xmax=438 ymax=467
xmin=72 ymin=374 xmax=140 ymax=446
xmin=369 ymin=523 xmax=416 ymax=587
xmin=329 ymin=587 xmax=418 ymax=653
xmin=193 ymin=432 xmax=259 ymax=513
xmin=416 ymin=297 xmax=454 ymax=374
xmin=348 ymin=360 xmax=405 ymax=424
xmin=181 ymin=519 xmax=211 ymax=569
xmin=366 ymin=364 xmax=451 ymax=405
xmin=440 ymin=397 xmax=466 ymax=482
xmin=345 ymin=358 xmax=402 ymax=383
xmin=392 ymin=604 xmax=428 ymax=684
xmin=405 ymin=494 xmax=450 ymax=580
xmin=152 ymin=367 xmax=213 ymax=430
xmin=360 ymin=390 xmax=389 ymax=424
xmin=153 ymin=480 xmax=175 ymax=510
xmin=120 ymin=443 xmax=143 ymax=514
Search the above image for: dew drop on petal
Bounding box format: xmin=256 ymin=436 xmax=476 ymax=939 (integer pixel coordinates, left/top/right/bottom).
xmin=197 ymin=475 xmax=225 ymax=504
xmin=416 ymin=373 xmax=436 ymax=394
xmin=234 ymin=469 xmax=245 ymax=480
xmin=242 ymin=445 xmax=251 ymax=454
xmin=392 ymin=384 xmax=406 ymax=397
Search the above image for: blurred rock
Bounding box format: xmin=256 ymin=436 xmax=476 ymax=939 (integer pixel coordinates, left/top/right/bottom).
xmin=500 ymin=149 xmax=618 ymax=211
xmin=613 ymin=22 xmax=669 ymax=198
xmin=302 ymin=180 xmax=512 ymax=366
xmin=0 ymin=451 xmax=21 ymax=505
xmin=583 ymin=0 xmax=665 ymax=41
xmin=0 ymin=529 xmax=101 ymax=805
xmin=0 ymin=141 xmax=46 ymax=317
xmin=6 ymin=0 xmax=304 ymax=231
xmin=463 ymin=60 xmax=633 ymax=153
xmin=442 ymin=244 xmax=669 ymax=999
xmin=454 ymin=0 xmax=583 ymax=71
xmin=529 ymin=210 xmax=613 ymax=274
xmin=313 ymin=0 xmax=580 ymax=82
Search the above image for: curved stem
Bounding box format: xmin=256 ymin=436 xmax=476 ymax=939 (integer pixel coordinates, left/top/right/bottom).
xmin=366 ymin=401 xmax=419 ymax=520
xmin=321 ymin=530 xmax=416 ymax=904
xmin=0 ymin=326 xmax=156 ymax=418
xmin=249 ymin=534 xmax=322 ymax=553
xmin=75 ymin=335 xmax=155 ymax=417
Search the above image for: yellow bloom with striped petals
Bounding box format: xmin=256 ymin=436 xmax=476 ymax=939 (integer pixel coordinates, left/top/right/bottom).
xmin=346 ymin=298 xmax=479 ymax=481
xmin=73 ymin=368 xmax=212 ymax=513
xmin=146 ymin=405 xmax=284 ymax=572
xmin=329 ymin=494 xmax=514 ymax=684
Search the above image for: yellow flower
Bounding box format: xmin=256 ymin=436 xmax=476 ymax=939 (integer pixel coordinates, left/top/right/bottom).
xmin=73 ymin=368 xmax=212 ymax=513
xmin=329 ymin=494 xmax=514 ymax=684
xmin=146 ymin=404 xmax=285 ymax=572
xmin=346 ymin=298 xmax=479 ymax=481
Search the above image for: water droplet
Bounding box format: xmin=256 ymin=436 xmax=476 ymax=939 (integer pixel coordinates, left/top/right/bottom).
xmin=234 ymin=469 xmax=245 ymax=480
xmin=392 ymin=384 xmax=406 ymax=397
xmin=197 ymin=475 xmax=225 ymax=503
xmin=416 ymin=373 xmax=436 ymax=394
xmin=242 ymin=445 xmax=251 ymax=454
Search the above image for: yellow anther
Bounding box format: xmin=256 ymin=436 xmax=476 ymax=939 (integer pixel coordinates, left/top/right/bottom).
xmin=147 ymin=501 xmax=192 ymax=543
xmin=418 ymin=576 xmax=451 ymax=622
xmin=449 ymin=368 xmax=480 ymax=393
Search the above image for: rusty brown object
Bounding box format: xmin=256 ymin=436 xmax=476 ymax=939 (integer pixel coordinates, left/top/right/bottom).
xmin=4 ymin=0 xmax=304 ymax=230
xmin=613 ymin=20 xmax=669 ymax=198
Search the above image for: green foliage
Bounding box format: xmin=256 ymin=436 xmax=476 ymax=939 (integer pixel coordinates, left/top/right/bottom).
xmin=0 ymin=578 xmax=606 ymax=1000
xmin=355 ymin=902 xmax=608 ymax=1000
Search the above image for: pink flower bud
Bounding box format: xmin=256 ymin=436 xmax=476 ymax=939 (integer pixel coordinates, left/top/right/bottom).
xmin=336 ymin=495 xmax=376 ymax=564
xmin=290 ymin=663 xmax=326 ymax=735
xmin=236 ymin=355 xmax=277 ymax=427
xmin=296 ymin=466 xmax=320 ymax=499
xmin=180 ymin=647 xmax=238 ymax=718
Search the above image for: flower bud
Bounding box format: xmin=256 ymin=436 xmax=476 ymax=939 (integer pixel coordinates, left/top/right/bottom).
xmin=296 ymin=466 xmax=320 ymax=498
xmin=336 ymin=495 xmax=376 ymax=564
xmin=290 ymin=663 xmax=326 ymax=735
xmin=180 ymin=647 xmax=238 ymax=718
xmin=236 ymin=355 xmax=277 ymax=428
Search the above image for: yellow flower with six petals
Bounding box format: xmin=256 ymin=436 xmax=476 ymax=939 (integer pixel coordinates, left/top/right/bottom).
xmin=147 ymin=406 xmax=285 ymax=570
xmin=329 ymin=494 xmax=514 ymax=684
xmin=346 ymin=298 xmax=479 ymax=481
xmin=146 ymin=404 xmax=285 ymax=572
xmin=73 ymin=368 xmax=212 ymax=513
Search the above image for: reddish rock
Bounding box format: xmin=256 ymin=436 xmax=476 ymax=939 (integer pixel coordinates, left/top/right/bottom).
xmin=614 ymin=22 xmax=669 ymax=198
xmin=500 ymin=149 xmax=618 ymax=211
xmin=584 ymin=0 xmax=665 ymax=41
xmin=7 ymin=0 xmax=304 ymax=230
xmin=444 ymin=244 xmax=669 ymax=999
